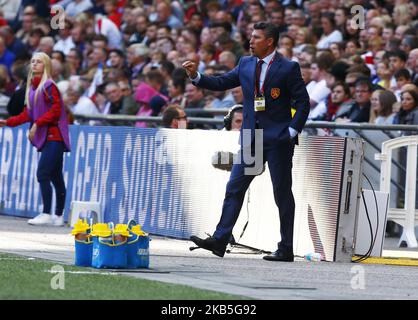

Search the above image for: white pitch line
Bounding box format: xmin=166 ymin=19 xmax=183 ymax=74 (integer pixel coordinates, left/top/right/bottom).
xmin=43 ymin=270 xmax=119 ymax=276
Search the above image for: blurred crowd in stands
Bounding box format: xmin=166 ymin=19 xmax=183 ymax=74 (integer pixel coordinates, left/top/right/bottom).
xmin=0 ymin=0 xmax=417 ymax=129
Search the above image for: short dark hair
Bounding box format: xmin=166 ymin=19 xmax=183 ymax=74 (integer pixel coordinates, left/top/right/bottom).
xmin=171 ymin=77 xmax=185 ymax=93
xmin=320 ymin=12 xmax=336 ymax=28
xmin=162 ymin=105 xmax=182 ymax=127
xmin=253 ymin=22 xmax=280 ymax=47
xmin=402 ymin=35 xmax=418 ymax=50
xmin=109 ymin=48 xmax=124 ymax=58
xmin=332 ymin=82 xmax=350 ymax=96
xmin=355 ymin=76 xmax=373 ymax=92
xmin=92 ymin=34 xmax=108 ymax=44
xmin=51 ymin=50 xmax=65 ymax=62
xmin=388 ymin=50 xmax=407 ymax=62
xmin=394 ymin=68 xmax=411 ymax=80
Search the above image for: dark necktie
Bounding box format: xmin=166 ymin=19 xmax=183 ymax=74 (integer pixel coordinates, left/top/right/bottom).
xmin=255 ymin=59 xmax=264 ymax=96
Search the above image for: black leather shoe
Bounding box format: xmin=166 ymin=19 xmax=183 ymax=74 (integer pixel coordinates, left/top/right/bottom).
xmin=190 ymin=235 xmax=227 ymax=257
xmin=263 ymin=249 xmax=294 ymax=262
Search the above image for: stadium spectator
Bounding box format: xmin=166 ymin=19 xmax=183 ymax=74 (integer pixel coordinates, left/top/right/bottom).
xmin=156 ymin=1 xmax=183 ymax=29
xmin=231 ymin=86 xmax=243 ymax=105
xmin=127 ymin=43 xmax=149 ymax=80
xmin=0 ymin=26 xmax=27 ymax=59
xmin=167 ymin=77 xmax=186 ymax=107
xmin=374 ymin=61 xmax=392 ymax=91
xmin=308 ymin=52 xmax=334 ymax=109
xmin=0 ymin=36 xmax=15 ymax=75
xmin=184 ymin=82 xmax=205 ymax=109
xmin=65 ymin=0 xmax=94 ymax=17
xmin=68 ymin=79 xmax=100 ymax=125
xmin=335 ymin=77 xmax=373 ymax=123
xmin=104 ymin=81 xmax=139 ymax=117
xmin=0 ymin=66 xmax=10 ymax=114
xmin=223 ymin=104 xmax=243 ymax=131
xmin=162 ymin=105 xmax=188 ymax=129
xmin=369 ymin=90 xmax=397 ymax=124
xmin=38 ymin=37 xmax=55 ymax=57
xmin=393 ymin=90 xmax=418 ymax=127
xmin=394 ymin=68 xmax=413 ymax=100
xmin=317 ymin=12 xmax=343 ymax=49
xmin=134 ymin=70 xmax=168 ymax=128
xmin=6 ymin=62 xmax=28 ymax=116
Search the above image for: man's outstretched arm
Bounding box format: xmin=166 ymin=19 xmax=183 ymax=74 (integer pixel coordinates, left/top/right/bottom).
xmin=183 ymin=60 xmax=240 ymax=91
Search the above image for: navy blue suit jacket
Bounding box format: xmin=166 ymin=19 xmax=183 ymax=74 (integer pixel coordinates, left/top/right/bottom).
xmin=196 ymin=53 xmax=310 ymax=146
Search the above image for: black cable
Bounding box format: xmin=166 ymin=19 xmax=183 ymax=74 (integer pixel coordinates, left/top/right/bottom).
xmin=352 ymin=189 xmax=374 ymax=262
xmin=227 ymin=187 xmax=271 ymax=255
xmin=237 ymin=187 xmax=251 ymax=243
xmin=352 ymin=173 xmax=380 ymax=263
xmin=364 ymin=173 xmax=380 ymax=256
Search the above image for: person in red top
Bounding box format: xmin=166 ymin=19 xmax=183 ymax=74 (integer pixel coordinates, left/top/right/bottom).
xmin=104 ymin=0 xmax=122 ymax=29
xmin=0 ymin=52 xmax=70 ymax=226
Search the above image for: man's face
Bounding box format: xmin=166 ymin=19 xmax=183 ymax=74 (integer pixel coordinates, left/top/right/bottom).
xmin=331 ymin=85 xmax=347 ymax=104
xmin=396 ymin=77 xmax=409 ymax=89
xmin=127 ymin=47 xmax=141 ymax=65
xmin=71 ymin=26 xmax=83 ymax=42
xmin=136 ymin=16 xmax=148 ymax=33
xmin=310 ymin=63 xmax=320 ymax=82
xmin=298 ymin=51 xmax=313 ymax=64
xmin=109 ymin=52 xmax=123 ymax=68
xmin=367 ymin=27 xmax=379 ymax=39
xmin=173 ymin=110 xmax=188 ymax=129
xmin=324 ymin=73 xmax=336 ymax=89
xmin=167 ymin=80 xmax=181 ymax=98
xmin=407 ymin=50 xmax=418 ymax=70
xmin=249 ymin=29 xmax=272 ymax=58
xmin=157 ymin=28 xmax=169 ymax=39
xmin=345 ymin=41 xmax=358 ymax=55
xmin=376 ymin=62 xmax=391 ymax=79
xmin=22 ymin=15 xmax=33 ymax=31
xmin=145 ymin=25 xmax=157 ymax=40
xmin=231 ymin=87 xmax=243 ymax=103
xmin=105 ymin=85 xmax=122 ymax=103
xmin=118 ymin=81 xmax=131 ymax=96
xmin=345 ymin=76 xmax=357 ymax=97
xmin=269 ymin=11 xmax=283 ymax=26
xmin=355 ymin=84 xmax=372 ymax=105
xmin=156 ymin=38 xmax=173 ymax=54
xmin=185 ymin=84 xmax=202 ymax=103
xmin=279 ymin=37 xmax=293 ymax=50
xmin=334 ymin=9 xmax=346 ymax=26
xmin=382 ymin=28 xmax=394 ymax=41
xmin=300 ymin=67 xmax=311 ymax=84
xmin=156 ymin=3 xmax=170 ymax=22
xmin=92 ymin=48 xmax=105 ymax=65
xmin=231 ymin=111 xmax=243 ymax=131
xmin=389 ymin=56 xmax=405 ymax=72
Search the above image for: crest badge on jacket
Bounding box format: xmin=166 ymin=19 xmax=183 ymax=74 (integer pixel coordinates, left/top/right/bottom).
xmin=271 ymin=88 xmax=280 ymax=99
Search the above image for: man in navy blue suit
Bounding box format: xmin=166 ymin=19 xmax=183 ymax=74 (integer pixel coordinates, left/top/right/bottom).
xmin=183 ymin=22 xmax=310 ymax=262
